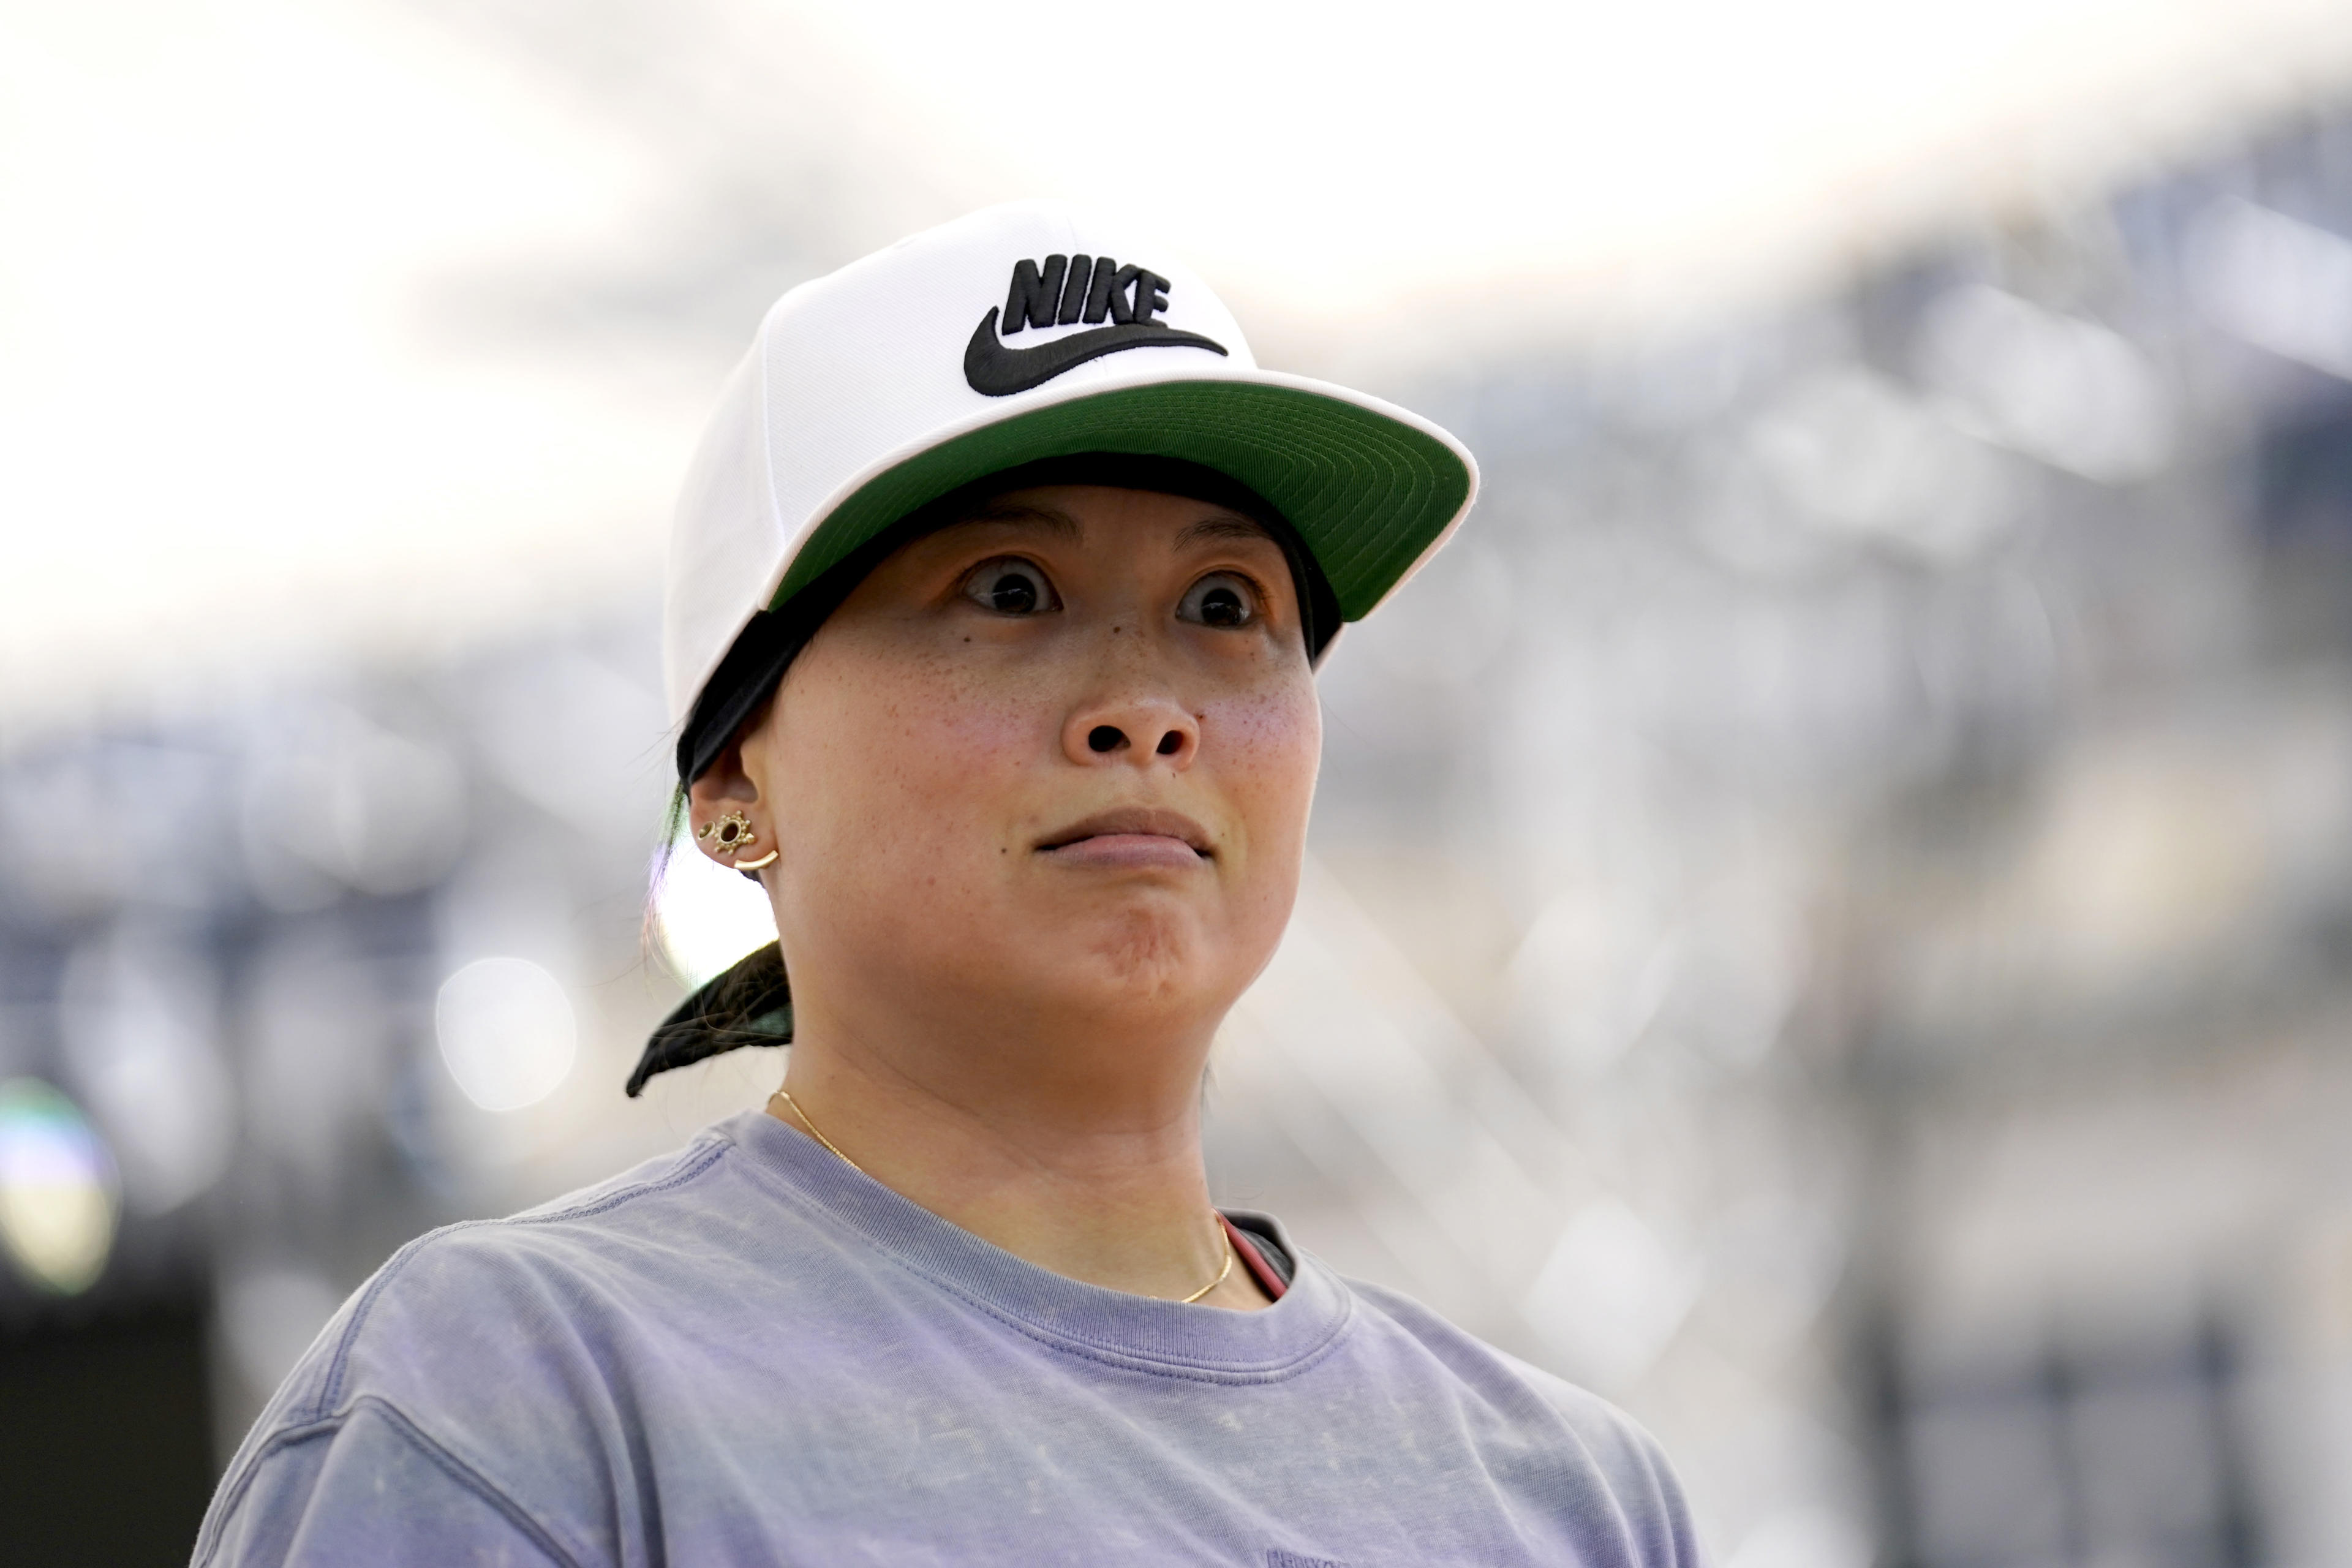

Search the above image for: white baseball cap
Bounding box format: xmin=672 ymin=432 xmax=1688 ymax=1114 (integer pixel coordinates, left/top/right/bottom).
xmin=663 ymin=198 xmax=1478 ymax=777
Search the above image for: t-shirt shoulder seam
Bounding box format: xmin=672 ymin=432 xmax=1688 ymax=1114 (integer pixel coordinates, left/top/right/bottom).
xmin=313 ymin=1134 xmax=733 ymax=1417
xmin=195 ymin=1394 xmax=587 ymax=1568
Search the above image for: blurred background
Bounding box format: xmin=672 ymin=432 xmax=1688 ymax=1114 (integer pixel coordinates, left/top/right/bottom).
xmin=8 ymin=1 xmax=2352 ymax=1562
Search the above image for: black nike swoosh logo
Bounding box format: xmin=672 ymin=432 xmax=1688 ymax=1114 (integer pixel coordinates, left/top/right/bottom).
xmin=963 ymin=308 xmax=1228 ymax=397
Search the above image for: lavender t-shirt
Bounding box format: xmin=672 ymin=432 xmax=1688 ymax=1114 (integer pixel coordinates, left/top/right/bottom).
xmin=195 ymin=1111 xmax=1702 ymax=1567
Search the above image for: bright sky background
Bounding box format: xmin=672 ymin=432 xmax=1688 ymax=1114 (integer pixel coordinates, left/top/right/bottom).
xmin=6 ymin=0 xmax=2351 ymax=733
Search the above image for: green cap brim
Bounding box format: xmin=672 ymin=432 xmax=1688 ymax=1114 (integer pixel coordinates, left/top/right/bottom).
xmin=770 ymin=379 xmax=1472 ymax=622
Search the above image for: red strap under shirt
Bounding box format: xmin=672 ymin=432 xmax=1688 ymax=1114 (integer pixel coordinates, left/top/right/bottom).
xmin=1218 ymin=1213 xmax=1289 ymax=1300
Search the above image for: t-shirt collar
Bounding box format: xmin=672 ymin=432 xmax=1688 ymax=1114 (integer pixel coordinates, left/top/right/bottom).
xmin=716 ymin=1109 xmax=1354 ymax=1382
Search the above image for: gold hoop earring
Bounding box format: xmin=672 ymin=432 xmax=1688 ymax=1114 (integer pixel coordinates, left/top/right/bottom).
xmin=696 ymin=809 xmax=756 ymax=856
xmin=735 ymin=850 xmax=779 ymax=871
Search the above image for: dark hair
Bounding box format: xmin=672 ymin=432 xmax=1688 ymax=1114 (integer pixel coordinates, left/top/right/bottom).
xmin=628 ymin=454 xmax=1338 ymax=1096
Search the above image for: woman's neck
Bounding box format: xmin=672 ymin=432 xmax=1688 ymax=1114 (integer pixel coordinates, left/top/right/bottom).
xmin=769 ymin=1001 xmax=1268 ymax=1311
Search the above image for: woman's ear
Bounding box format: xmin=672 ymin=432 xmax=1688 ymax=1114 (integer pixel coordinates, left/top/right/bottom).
xmin=685 ymin=740 xmax=766 ymax=869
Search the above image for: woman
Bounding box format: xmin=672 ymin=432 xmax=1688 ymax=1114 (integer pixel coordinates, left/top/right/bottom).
xmin=197 ymin=203 xmax=1701 ymax=1566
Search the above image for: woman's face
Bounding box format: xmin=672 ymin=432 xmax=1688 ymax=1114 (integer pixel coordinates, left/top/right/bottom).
xmin=710 ymin=484 xmax=1321 ymax=1055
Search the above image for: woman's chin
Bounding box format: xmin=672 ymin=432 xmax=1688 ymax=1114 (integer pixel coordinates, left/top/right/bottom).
xmin=980 ymin=905 xmax=1242 ymax=1014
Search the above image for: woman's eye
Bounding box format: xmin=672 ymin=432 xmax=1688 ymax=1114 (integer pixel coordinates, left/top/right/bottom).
xmin=961 ymin=559 xmax=1058 ymax=616
xmin=1177 ymin=572 xmax=1259 ymax=629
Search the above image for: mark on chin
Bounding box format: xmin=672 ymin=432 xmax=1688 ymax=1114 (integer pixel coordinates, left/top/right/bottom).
xmin=1089 ymin=910 xmax=1194 ymax=989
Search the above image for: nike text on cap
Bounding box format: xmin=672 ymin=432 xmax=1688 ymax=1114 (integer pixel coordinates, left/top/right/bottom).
xmin=662 ymin=198 xmax=1480 ymax=732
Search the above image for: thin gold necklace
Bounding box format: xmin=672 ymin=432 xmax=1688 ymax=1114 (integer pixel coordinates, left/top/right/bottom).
xmin=768 ymin=1087 xmax=1237 ymax=1305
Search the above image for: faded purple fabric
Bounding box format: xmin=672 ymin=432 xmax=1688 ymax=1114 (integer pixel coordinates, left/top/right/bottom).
xmin=195 ymin=1111 xmax=1703 ymax=1567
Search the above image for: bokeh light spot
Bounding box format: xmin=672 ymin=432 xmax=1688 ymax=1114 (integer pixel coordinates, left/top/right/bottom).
xmin=0 ymin=1079 xmax=121 ymax=1295
xmin=434 ymin=957 xmax=577 ymax=1112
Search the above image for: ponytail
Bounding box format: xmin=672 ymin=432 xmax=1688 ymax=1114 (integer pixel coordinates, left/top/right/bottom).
xmin=625 ymin=941 xmax=793 ymax=1098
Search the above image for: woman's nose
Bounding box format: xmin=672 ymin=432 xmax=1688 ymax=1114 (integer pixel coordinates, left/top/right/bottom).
xmin=1063 ymin=700 xmax=1199 ymax=767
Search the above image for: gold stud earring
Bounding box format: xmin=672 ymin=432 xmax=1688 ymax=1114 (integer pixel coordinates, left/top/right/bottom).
xmin=697 ymin=809 xmax=756 ymax=856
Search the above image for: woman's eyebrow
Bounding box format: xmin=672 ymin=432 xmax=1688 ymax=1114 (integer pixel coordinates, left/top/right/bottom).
xmin=954 ymin=502 xmax=1082 ymax=538
xmin=1173 ymin=514 xmax=1272 ymax=549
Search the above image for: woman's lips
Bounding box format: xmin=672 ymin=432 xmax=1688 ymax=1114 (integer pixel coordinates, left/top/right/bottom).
xmin=1036 ymin=808 xmax=1212 ymax=869
xmin=1039 ymin=832 xmax=1207 ymax=870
